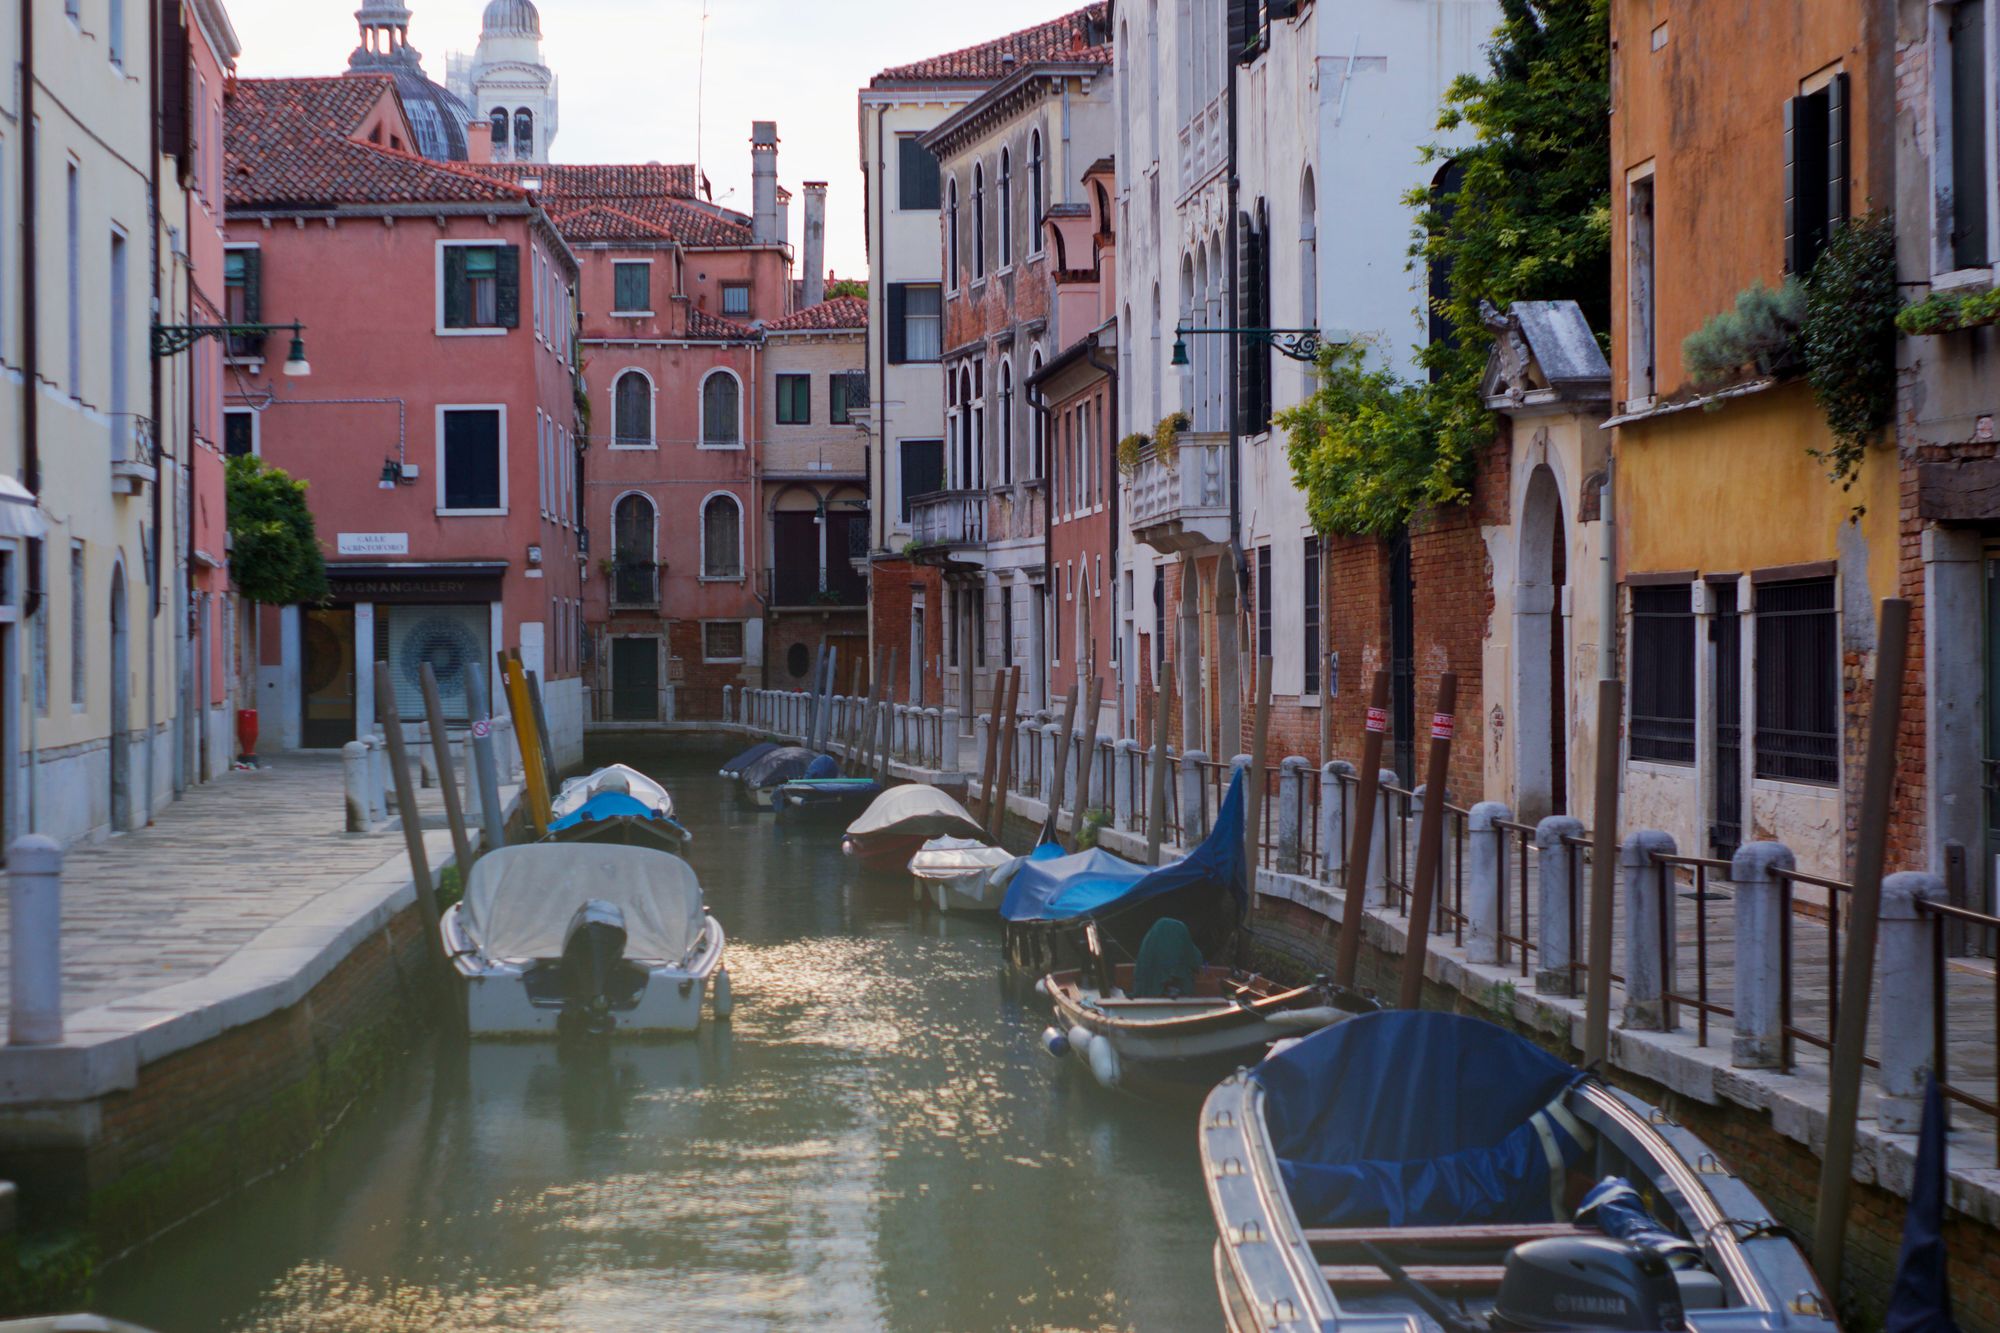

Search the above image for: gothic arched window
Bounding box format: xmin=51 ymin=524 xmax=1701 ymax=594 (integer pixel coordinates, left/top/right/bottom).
xmin=490 ymin=107 xmax=509 ymax=148
xmin=513 ymin=108 xmax=534 ymax=159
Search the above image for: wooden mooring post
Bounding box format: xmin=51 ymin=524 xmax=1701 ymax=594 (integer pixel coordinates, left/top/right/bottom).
xmin=1246 ymin=657 xmax=1274 ymax=896
xmin=1398 ymin=672 xmax=1456 ymax=1012
xmin=1147 ymin=660 xmax=1174 ymax=867
xmin=418 ymin=663 xmax=475 ymax=877
xmin=976 ymin=670 xmax=1006 ymax=824
xmin=375 ymin=662 xmax=446 ymax=973
xmin=1071 ymin=674 xmax=1106 ymax=842
xmin=987 ymin=667 xmax=1022 ymax=841
xmin=1043 ymin=677 xmax=1083 ymax=841
xmin=1334 ymin=670 xmax=1392 ymax=988
xmin=1583 ymin=676 xmax=1623 ymax=1066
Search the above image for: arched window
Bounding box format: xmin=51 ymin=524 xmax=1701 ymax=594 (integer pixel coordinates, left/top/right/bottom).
xmin=490 ymin=107 xmax=509 ymax=148
xmin=946 ymin=176 xmax=960 ymax=290
xmin=1028 ymin=130 xmax=1045 ymax=248
xmin=998 ymin=148 xmax=1013 ymax=264
xmin=973 ymin=162 xmax=986 ymax=280
xmin=998 ymin=358 xmax=1014 ymax=485
xmin=701 ymin=494 xmax=743 ymax=579
xmin=1300 ymin=168 xmax=1319 ymax=330
xmin=957 ymin=366 xmax=976 ymax=488
xmin=613 ymin=370 xmax=653 ymax=447
xmin=1190 ymin=249 xmax=1207 ymax=428
xmin=612 ymin=492 xmax=657 ymax=605
xmin=513 ymin=108 xmax=534 ymax=159
xmin=701 ymin=371 xmax=741 ymax=447
xmin=1029 ymin=349 xmax=1046 ymax=479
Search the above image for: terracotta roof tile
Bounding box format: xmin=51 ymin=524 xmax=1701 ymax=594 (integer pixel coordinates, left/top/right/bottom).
xmin=873 ymin=4 xmax=1109 ymax=85
xmin=225 ymin=76 xmax=527 ymax=211
xmin=461 ymin=162 xmax=758 ymax=247
xmin=764 ymin=296 xmax=868 ymax=332
xmin=684 ymin=309 xmax=758 ymax=341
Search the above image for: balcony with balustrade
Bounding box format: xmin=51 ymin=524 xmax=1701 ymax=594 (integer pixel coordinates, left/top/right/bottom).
xmin=1127 ymin=431 xmax=1230 ymax=553
xmin=906 ymin=489 xmax=989 ymax=569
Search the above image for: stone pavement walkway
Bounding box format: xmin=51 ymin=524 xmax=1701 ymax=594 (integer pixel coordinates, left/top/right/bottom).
xmin=0 ymin=751 xmax=483 ymax=1027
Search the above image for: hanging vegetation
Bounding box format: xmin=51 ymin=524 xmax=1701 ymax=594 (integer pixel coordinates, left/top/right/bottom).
xmin=1680 ymin=279 xmax=1806 ymax=389
xmin=1800 ymin=213 xmax=1898 ymax=489
xmin=1280 ymin=0 xmax=1611 ymax=536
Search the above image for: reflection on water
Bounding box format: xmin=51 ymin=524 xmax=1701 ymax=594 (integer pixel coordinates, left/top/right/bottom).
xmin=97 ymin=738 xmax=1221 ymax=1331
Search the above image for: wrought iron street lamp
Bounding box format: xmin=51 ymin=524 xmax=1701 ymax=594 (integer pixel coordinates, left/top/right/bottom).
xmin=151 ymin=320 xmax=312 ymax=377
xmin=1170 ymin=324 xmax=1322 ymax=366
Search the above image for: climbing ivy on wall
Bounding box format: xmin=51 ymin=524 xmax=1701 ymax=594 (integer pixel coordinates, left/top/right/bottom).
xmin=1281 ymin=0 xmax=1610 ymax=536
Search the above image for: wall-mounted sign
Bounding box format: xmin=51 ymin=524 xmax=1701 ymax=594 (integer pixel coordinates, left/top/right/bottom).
xmin=337 ymin=532 xmax=409 ymax=556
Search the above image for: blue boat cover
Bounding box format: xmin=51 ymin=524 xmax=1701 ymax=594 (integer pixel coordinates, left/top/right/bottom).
xmin=1576 ymin=1177 xmax=1704 ymax=1270
xmin=805 ymin=754 xmax=840 ymax=779
xmin=1251 ymin=1010 xmax=1590 ymax=1229
xmin=740 ymin=746 xmax=819 ymax=788
xmin=549 ymin=791 xmax=670 ymax=831
xmin=719 ymin=741 xmax=778 ymax=777
xmin=998 ymin=771 xmax=1248 ymax=923
xmin=1884 ymin=1077 xmax=1959 ymax=1333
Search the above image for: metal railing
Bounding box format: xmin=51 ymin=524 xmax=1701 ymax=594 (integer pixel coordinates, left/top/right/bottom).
xmin=908 ymin=489 xmax=986 ymax=549
xmin=1918 ymin=895 xmax=2000 ymax=1163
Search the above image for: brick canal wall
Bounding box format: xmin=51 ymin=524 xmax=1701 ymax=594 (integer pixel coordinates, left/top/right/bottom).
xmin=1245 ymin=890 xmax=2000 ymax=1333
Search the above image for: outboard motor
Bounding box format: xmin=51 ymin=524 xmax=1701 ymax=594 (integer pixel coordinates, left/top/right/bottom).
xmin=1492 ymin=1236 xmax=1686 ymax=1332
xmin=558 ymin=898 xmax=629 ymax=1039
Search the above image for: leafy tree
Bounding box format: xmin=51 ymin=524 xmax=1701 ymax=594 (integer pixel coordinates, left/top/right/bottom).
xmin=226 ymin=454 xmax=328 ymax=604
xmin=1281 ymin=0 xmax=1611 ymax=535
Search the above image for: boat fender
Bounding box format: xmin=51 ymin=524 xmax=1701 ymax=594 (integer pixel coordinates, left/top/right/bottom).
xmin=712 ymin=968 xmax=735 ymax=1019
xmin=1264 ymin=1006 xmax=1343 ymax=1032
xmin=1266 ymin=1036 xmax=1305 ymax=1061
xmin=1033 ymin=977 xmax=1050 ymax=997
xmin=1041 ymin=1026 xmax=1070 ymax=1058
xmin=1087 ymin=1034 xmax=1121 ymax=1089
xmin=1067 ymin=1025 xmax=1093 ymax=1057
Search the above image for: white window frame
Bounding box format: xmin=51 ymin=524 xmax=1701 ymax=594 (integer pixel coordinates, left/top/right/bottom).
xmin=612 ymin=258 xmax=656 ymax=317
xmin=1930 ymin=0 xmax=2000 ymax=285
xmin=699 ymin=368 xmax=746 ymax=451
xmin=224 ymin=406 xmax=259 ymax=458
xmin=435 ymin=403 xmax=509 ymax=516
xmin=702 ymin=619 xmax=746 ymax=664
xmin=698 ymin=490 xmax=746 ymax=582
xmin=610 ymin=367 xmax=658 ymax=449
xmin=435 ymin=238 xmax=511 ymax=338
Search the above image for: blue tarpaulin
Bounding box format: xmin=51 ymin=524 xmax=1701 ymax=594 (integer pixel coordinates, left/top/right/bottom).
xmin=805 ymin=754 xmax=840 ymax=779
xmin=740 ymin=747 xmax=819 ymax=788
xmin=549 ymin=791 xmax=670 ymax=832
xmin=719 ymin=741 xmax=778 ymax=777
xmin=1252 ymin=1010 xmax=1590 ymax=1229
xmin=998 ymin=771 xmax=1248 ymax=923
xmin=1884 ymin=1077 xmax=1960 ymax=1333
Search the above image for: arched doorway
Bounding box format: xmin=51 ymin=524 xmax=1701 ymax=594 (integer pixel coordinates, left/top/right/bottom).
xmin=110 ymin=561 xmax=131 ymax=831
xmin=1514 ymin=466 xmax=1567 ymax=820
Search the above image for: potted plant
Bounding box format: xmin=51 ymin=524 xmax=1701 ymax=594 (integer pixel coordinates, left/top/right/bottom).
xmin=1117 ymin=432 xmax=1151 ymax=476
xmin=1155 ymin=411 xmax=1190 ymax=466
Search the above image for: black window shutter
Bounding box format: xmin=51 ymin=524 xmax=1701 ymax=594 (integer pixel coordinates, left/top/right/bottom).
xmin=1782 ymin=96 xmax=1799 ymax=276
xmin=495 ymin=245 xmax=521 ymax=328
xmin=443 ymin=248 xmax=470 ymax=328
xmin=886 ymin=283 xmax=908 ymax=365
xmin=159 ymin=2 xmax=192 ymax=175
xmin=1227 ymin=0 xmax=1256 ymax=62
xmin=1826 ymin=72 xmax=1849 ymax=234
xmin=242 ymin=249 xmax=262 ymax=324
xmin=1267 ymin=0 xmax=1298 ymax=17
xmin=1257 ymin=196 xmax=1274 ymax=427
xmin=1236 ymin=210 xmax=1253 ymax=435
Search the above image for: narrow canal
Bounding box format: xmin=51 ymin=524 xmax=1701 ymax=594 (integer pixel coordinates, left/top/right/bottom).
xmin=96 ymin=735 xmax=1222 ymax=1331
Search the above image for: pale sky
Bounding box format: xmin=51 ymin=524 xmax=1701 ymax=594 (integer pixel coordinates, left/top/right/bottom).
xmin=223 ymin=0 xmax=1091 ymax=282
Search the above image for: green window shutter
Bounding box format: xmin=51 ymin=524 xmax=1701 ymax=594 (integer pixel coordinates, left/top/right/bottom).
xmin=443 ymin=248 xmax=470 ymax=328
xmin=242 ymin=249 xmax=263 ymax=323
xmin=886 ymin=284 xmax=908 ymax=364
xmin=495 ymin=245 xmax=522 ymax=328
xmin=1826 ymin=72 xmax=1849 ymax=234
xmin=1782 ymin=96 xmax=1799 ymax=275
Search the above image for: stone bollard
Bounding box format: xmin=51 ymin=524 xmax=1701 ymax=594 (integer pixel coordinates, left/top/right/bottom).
xmin=1180 ymin=750 xmax=1209 ymax=845
xmin=974 ymin=714 xmax=990 ymax=776
xmin=9 ymin=836 xmax=65 ymax=1046
xmin=1367 ymin=769 xmax=1398 ymax=908
xmin=1620 ymin=830 xmax=1679 ymax=1030
xmin=722 ymin=685 xmax=734 ymax=725
xmin=1320 ymin=760 xmax=1354 ymax=886
xmin=1878 ymin=871 xmax=1951 ymax=1132
xmin=941 ymin=708 xmax=961 ymax=773
xmin=1729 ymin=841 xmax=1794 ymax=1069
xmin=415 ymin=721 xmax=438 ymax=789
xmin=1278 ymin=756 xmax=1310 ymax=875
xmin=1533 ymin=815 xmax=1588 ymax=996
xmin=343 ymin=741 xmax=372 ymax=833
xmin=1113 ymin=738 xmax=1139 ymax=830
xmin=1038 ymin=720 xmax=1057 ymax=799
xmin=922 ymin=707 xmax=942 ymax=767
xmin=365 ymin=735 xmax=390 ymax=825
xmin=1465 ymin=802 xmax=1511 ymax=965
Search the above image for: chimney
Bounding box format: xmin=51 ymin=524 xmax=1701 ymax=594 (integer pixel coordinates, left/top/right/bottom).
xmin=802 ymin=182 xmax=828 ymax=307
xmin=750 ymin=120 xmax=780 ymax=244
xmin=465 ymin=117 xmax=493 ymax=164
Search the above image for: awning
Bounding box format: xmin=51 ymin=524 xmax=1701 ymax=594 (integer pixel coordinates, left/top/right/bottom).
xmin=0 ymin=477 xmax=48 ymax=540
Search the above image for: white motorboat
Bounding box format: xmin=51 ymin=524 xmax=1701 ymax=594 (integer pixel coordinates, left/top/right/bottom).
xmin=907 ymin=836 xmax=1014 ymax=912
xmin=441 ymin=844 xmax=732 ymax=1037
xmin=550 ymin=763 xmax=674 ymax=822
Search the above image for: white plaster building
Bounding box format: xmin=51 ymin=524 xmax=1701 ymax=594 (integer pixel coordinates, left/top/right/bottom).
xmin=447 ymin=0 xmax=559 ymax=164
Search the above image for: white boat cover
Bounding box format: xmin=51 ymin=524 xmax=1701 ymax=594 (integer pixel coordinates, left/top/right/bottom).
xmin=550 ymin=764 xmax=674 ymax=821
xmin=461 ymin=844 xmax=706 ymax=962
xmin=844 ymin=784 xmax=985 ymax=841
xmin=908 ymin=836 xmax=1014 ymax=879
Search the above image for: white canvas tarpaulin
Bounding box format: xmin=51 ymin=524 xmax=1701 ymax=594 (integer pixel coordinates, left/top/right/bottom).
xmin=844 ymin=784 xmax=984 ymax=841
xmin=462 ymin=845 xmax=706 ymax=962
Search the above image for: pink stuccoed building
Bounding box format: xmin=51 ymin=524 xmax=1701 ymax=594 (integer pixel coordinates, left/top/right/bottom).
xmin=223 ymin=75 xmax=587 ymax=764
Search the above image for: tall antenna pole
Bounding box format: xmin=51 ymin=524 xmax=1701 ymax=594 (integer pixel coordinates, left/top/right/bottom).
xmin=694 ymin=0 xmax=711 ymax=193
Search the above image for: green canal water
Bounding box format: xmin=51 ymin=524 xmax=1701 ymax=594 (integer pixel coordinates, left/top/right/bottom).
xmin=95 ymin=736 xmax=1223 ymax=1331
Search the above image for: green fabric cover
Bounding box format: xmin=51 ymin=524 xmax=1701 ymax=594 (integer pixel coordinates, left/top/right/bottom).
xmin=1131 ymin=917 xmax=1204 ymax=999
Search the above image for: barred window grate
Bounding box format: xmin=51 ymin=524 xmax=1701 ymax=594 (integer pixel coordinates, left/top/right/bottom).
xmin=1630 ymin=583 xmax=1695 ymax=763
xmin=1754 ymin=577 xmax=1839 ymax=785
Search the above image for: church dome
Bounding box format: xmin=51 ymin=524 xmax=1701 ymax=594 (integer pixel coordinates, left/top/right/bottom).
xmin=481 ymin=0 xmax=541 ymax=36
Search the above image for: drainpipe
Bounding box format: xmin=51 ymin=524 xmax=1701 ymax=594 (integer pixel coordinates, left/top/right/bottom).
xmin=1599 ymin=453 xmax=1616 ymax=683
xmin=148 ymin=0 xmax=165 ymax=814
xmin=1085 ymin=333 xmax=1119 ymax=736
xmin=1061 ymin=82 xmax=1075 ymax=205
xmin=21 ymin=0 xmax=39 ymax=832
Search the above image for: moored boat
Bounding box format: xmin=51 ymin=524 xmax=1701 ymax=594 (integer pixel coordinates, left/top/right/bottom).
xmin=775 ymin=775 xmax=885 ymax=819
xmin=441 ymin=844 xmax=732 ymax=1038
xmin=738 ymin=746 xmax=823 ymax=809
xmin=842 ymin=784 xmax=987 ymax=871
xmin=718 ymin=741 xmax=780 ymax=781
xmin=999 ymin=771 xmax=1248 ymax=973
xmin=908 ymin=836 xmax=1014 ymax=912
xmin=1201 ymin=1009 xmax=1836 ymax=1333
xmin=546 ymin=764 xmax=690 ymax=852
xmin=1041 ymin=947 xmax=1380 ymax=1093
